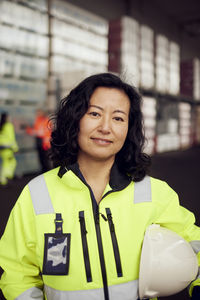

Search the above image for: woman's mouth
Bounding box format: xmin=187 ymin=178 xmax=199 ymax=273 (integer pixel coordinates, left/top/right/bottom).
xmin=91 ymin=138 xmax=113 ymax=145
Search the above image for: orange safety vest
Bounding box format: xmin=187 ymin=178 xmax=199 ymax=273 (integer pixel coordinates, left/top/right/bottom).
xmin=26 ymin=116 xmax=51 ymax=150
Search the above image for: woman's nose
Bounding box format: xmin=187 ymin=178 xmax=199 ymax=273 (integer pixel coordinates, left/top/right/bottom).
xmin=98 ymin=116 xmax=111 ymax=134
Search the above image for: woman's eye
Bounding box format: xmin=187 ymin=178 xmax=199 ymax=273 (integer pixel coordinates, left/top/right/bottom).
xmin=114 ymin=116 xmax=124 ymax=122
xmin=88 ymin=111 xmax=100 ymax=117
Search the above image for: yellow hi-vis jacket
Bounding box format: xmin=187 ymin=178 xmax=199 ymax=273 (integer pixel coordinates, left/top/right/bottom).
xmin=0 ymin=163 xmax=200 ymax=300
xmin=0 ymin=122 xmax=18 ymax=152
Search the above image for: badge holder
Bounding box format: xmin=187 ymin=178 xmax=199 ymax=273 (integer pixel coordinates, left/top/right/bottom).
xmin=42 ymin=213 xmax=71 ymax=275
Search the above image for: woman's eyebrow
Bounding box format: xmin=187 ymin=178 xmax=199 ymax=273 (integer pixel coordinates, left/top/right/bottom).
xmin=89 ymin=104 xmax=103 ymax=111
xmin=113 ymin=109 xmax=127 ymax=115
xmin=89 ymin=105 xmax=127 ymax=115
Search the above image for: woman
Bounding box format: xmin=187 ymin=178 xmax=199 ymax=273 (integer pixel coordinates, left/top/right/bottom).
xmin=0 ymin=112 xmax=18 ymax=185
xmin=0 ymin=73 xmax=199 ymax=300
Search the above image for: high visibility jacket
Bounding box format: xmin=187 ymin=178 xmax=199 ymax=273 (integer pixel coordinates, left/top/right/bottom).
xmin=0 ymin=122 xmax=18 ymax=152
xmin=0 ymin=163 xmax=200 ymax=300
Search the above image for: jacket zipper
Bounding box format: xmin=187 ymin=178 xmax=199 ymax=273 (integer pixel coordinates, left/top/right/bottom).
xmin=79 ymin=211 xmax=92 ymax=282
xmin=95 ymin=206 xmax=109 ymax=300
xmin=106 ymin=208 xmax=123 ymax=277
xmin=80 ymin=182 xmax=109 ymax=300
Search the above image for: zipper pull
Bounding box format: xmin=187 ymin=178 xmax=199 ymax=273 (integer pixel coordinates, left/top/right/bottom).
xmin=100 ymin=213 xmax=107 ymax=221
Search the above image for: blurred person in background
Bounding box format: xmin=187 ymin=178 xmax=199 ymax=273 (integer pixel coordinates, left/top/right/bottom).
xmin=0 ymin=73 xmax=200 ymax=300
xmin=26 ymin=108 xmax=51 ymax=173
xmin=0 ymin=112 xmax=18 ymax=186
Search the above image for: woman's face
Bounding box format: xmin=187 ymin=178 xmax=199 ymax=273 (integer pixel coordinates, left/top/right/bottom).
xmin=77 ymin=87 xmax=130 ymax=163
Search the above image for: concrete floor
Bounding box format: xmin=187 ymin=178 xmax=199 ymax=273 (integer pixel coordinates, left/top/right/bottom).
xmin=0 ymin=145 xmax=200 ymax=300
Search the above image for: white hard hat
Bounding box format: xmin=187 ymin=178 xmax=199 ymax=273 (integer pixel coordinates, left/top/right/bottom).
xmin=139 ymin=224 xmax=198 ymax=299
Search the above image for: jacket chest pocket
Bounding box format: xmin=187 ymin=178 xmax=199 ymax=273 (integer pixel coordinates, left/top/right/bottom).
xmin=78 ymin=208 xmax=123 ymax=283
xmin=42 ymin=213 xmax=71 ymax=275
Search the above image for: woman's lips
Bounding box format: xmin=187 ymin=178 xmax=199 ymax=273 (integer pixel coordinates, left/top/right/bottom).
xmin=91 ymin=137 xmax=113 ymax=145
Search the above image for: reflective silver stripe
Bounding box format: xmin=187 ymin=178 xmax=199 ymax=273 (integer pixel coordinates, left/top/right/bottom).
xmin=134 ymin=175 xmax=152 ymax=203
xmin=44 ymin=280 xmax=139 ymax=300
xmin=108 ymin=280 xmax=138 ymax=300
xmin=44 ymin=285 xmax=104 ymax=300
xmin=190 ymin=241 xmax=200 ymax=254
xmin=28 ymin=174 xmax=54 ymax=215
xmin=15 ymin=287 xmax=43 ymax=299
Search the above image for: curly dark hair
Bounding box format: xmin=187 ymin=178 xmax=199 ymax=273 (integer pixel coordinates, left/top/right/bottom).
xmin=50 ymin=72 xmax=151 ymax=181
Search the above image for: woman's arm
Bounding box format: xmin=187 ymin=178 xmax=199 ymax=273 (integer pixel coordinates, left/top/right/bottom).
xmin=0 ymin=186 xmax=44 ymax=299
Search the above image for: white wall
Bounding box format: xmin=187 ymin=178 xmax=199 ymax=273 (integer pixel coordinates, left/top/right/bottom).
xmin=66 ymin=0 xmax=200 ymax=59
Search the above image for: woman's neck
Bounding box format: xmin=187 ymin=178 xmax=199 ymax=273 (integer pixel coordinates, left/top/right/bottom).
xmin=78 ymin=157 xmax=114 ymax=182
xmin=77 ymin=157 xmax=114 ymax=203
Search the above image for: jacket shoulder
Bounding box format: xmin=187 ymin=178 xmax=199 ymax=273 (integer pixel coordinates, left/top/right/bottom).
xmin=28 ymin=167 xmax=59 ymax=185
xmin=149 ymin=176 xmax=177 ymax=195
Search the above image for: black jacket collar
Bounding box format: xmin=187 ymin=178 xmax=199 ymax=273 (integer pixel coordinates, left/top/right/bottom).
xmin=58 ymin=162 xmax=131 ymax=191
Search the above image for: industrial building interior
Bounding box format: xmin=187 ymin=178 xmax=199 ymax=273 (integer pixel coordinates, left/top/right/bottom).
xmin=0 ymin=0 xmax=200 ymax=299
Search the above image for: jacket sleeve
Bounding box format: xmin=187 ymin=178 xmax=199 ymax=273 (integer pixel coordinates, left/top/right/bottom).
xmin=153 ymin=180 xmax=200 ymax=297
xmin=0 ymin=185 xmax=44 ymax=299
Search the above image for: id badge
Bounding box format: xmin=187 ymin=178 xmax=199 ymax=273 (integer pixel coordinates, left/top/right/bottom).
xmin=43 ymin=233 xmax=71 ymax=275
